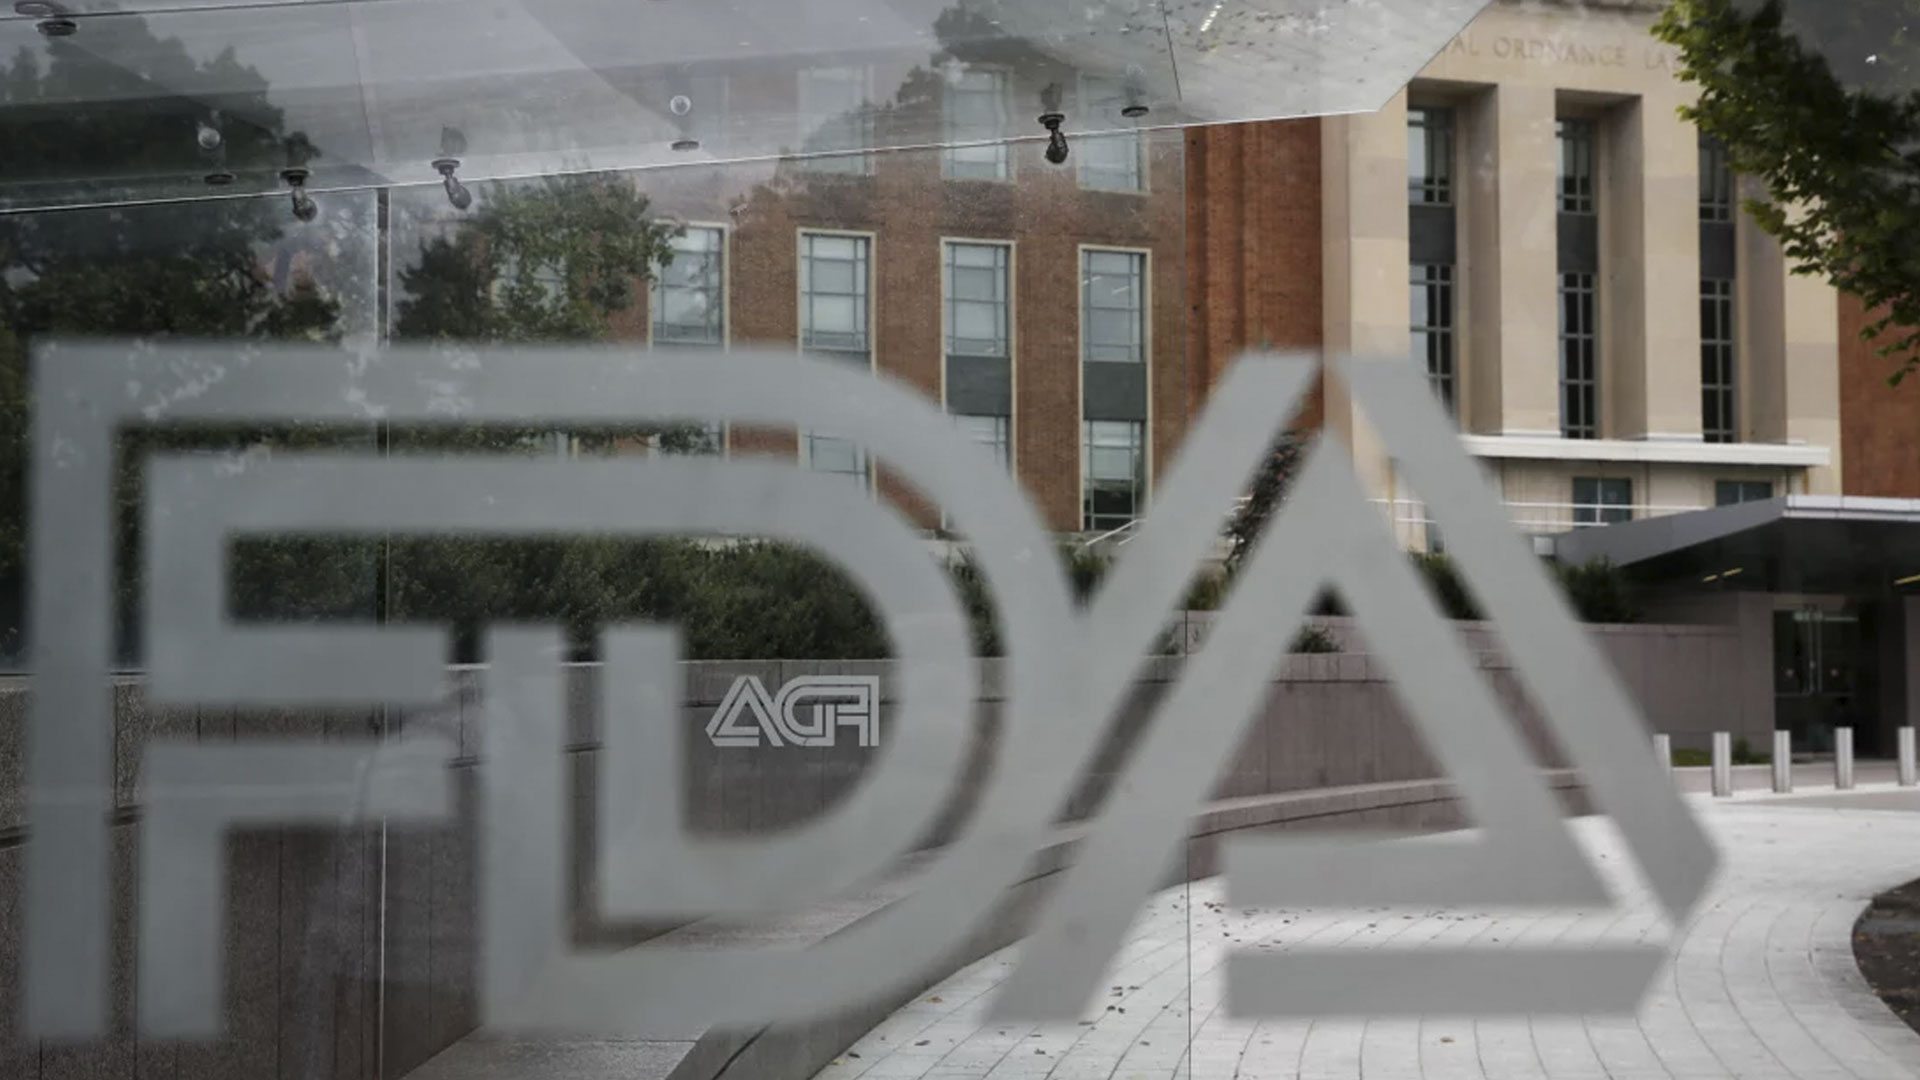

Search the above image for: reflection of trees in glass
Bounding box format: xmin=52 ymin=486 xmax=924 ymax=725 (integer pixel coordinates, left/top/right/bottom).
xmin=0 ymin=15 xmax=351 ymax=663
xmin=395 ymin=173 xmax=678 ymax=345
xmin=1657 ymin=0 xmax=1920 ymax=375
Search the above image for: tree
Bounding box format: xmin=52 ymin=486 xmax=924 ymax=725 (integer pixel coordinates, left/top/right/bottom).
xmin=1224 ymin=431 xmax=1308 ymax=572
xmin=0 ymin=19 xmax=349 ymax=661
xmin=1655 ymin=0 xmax=1920 ymax=378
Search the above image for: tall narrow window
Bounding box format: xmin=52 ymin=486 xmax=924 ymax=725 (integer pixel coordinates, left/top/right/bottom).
xmin=1083 ymin=419 xmax=1144 ymax=531
xmin=1558 ymin=118 xmax=1599 ymax=438
xmin=944 ymin=69 xmax=1010 ymax=180
xmin=1409 ymin=106 xmax=1457 ymax=415
xmin=801 ymin=232 xmax=871 ymax=483
xmin=945 ymin=242 xmax=1009 ymax=358
xmin=1082 ymin=249 xmax=1146 ymax=364
xmin=1701 ymin=278 xmax=1736 ymax=443
xmin=1409 ymin=106 xmax=1454 ymax=204
xmin=652 ymin=226 xmax=726 ymax=453
xmin=1699 ymin=137 xmax=1734 ymax=223
xmin=1411 ymin=264 xmax=1456 ymax=411
xmin=800 ymin=233 xmax=870 ymax=359
xmin=1558 ymin=117 xmax=1596 ymax=214
xmin=653 ymin=226 xmax=724 ymax=345
xmin=798 ymin=67 xmax=874 ymax=175
xmin=1077 ymin=76 xmax=1144 ymax=192
xmin=1560 ymin=272 xmax=1598 ymax=440
xmin=1700 ymin=135 xmax=1738 ymax=442
xmin=945 ymin=241 xmax=1012 ymax=471
xmin=1572 ymin=477 xmax=1632 ymax=526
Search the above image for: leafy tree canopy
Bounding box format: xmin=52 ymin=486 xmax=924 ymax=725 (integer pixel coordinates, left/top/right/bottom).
xmin=1655 ymin=0 xmax=1920 ymax=378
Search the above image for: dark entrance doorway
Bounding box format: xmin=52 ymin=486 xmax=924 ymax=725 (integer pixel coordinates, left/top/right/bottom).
xmin=1774 ymin=604 xmax=1880 ymax=754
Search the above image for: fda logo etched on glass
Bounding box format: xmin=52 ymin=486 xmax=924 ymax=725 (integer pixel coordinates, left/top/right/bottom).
xmin=22 ymin=342 xmax=1714 ymax=1041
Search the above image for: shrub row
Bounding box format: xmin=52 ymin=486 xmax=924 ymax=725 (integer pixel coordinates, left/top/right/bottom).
xmin=180 ymin=539 xmax=1639 ymax=664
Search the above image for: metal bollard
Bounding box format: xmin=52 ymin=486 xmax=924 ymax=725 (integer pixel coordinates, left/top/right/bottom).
xmin=1653 ymin=733 xmax=1672 ymax=779
xmin=1772 ymin=729 xmax=1793 ymax=794
xmin=1835 ymin=727 xmax=1855 ymax=791
xmin=1711 ymin=731 xmax=1733 ymax=797
xmin=1901 ymin=727 xmax=1917 ymax=788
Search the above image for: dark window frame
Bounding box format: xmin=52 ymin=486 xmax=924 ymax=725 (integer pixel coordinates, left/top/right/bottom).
xmin=1411 ymin=262 xmax=1456 ymax=414
xmin=1572 ymin=476 xmax=1633 ymax=526
xmin=1560 ymin=271 xmax=1599 ymax=439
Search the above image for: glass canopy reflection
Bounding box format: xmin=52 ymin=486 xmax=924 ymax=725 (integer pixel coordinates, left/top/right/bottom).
xmin=0 ymin=0 xmax=1494 ymax=210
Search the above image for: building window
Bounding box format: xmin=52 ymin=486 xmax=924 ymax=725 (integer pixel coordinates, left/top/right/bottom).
xmin=801 ymin=233 xmax=870 ymax=482
xmin=1716 ymin=480 xmax=1773 ymax=506
xmin=1082 ymin=249 xmax=1146 ymax=364
xmin=653 ymin=226 xmax=724 ymax=345
xmin=1701 ymin=278 xmax=1736 ymax=443
xmin=1700 ymin=137 xmax=1734 ymax=223
xmin=1558 ymin=118 xmax=1596 ymax=215
xmin=1079 ymin=133 xmax=1144 ymax=192
xmin=945 ymin=242 xmax=1010 ymax=358
xmin=955 ymin=413 xmax=1010 ymax=470
xmin=1409 ymin=106 xmax=1454 ymax=204
xmin=1412 ymin=263 xmax=1456 ymax=413
xmin=1076 ymin=75 xmax=1145 ymax=192
xmin=803 ymin=433 xmax=867 ymax=483
xmin=800 ymin=233 xmax=870 ymax=358
xmin=1572 ymin=477 xmax=1632 ymax=526
xmin=944 ymin=69 xmax=1010 ymax=180
xmin=1560 ymin=272 xmax=1598 ymax=439
xmin=798 ymin=67 xmax=874 ymax=174
xmin=1084 ymin=419 xmax=1144 ymax=531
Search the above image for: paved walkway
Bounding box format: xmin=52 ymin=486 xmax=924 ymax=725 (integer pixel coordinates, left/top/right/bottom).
xmin=818 ymin=791 xmax=1920 ymax=1079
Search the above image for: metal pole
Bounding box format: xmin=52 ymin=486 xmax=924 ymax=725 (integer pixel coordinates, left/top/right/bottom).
xmin=1835 ymin=727 xmax=1855 ymax=791
xmin=1900 ymin=727 xmax=1917 ymax=788
xmin=1772 ymin=729 xmax=1792 ymax=794
xmin=1711 ymin=731 xmax=1732 ymax=798
xmin=1653 ymin=733 xmax=1672 ymax=780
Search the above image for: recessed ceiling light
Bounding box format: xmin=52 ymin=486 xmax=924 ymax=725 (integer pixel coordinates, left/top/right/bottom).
xmin=13 ymin=1 xmax=57 ymax=15
xmin=1121 ymin=104 xmax=1150 ymax=118
xmin=671 ymin=138 xmax=700 ymax=152
xmin=36 ymin=16 xmax=76 ymax=36
xmin=203 ymin=171 xmax=236 ymax=186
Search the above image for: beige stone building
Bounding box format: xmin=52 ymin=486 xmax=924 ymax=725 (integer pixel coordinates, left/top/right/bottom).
xmin=1315 ymin=0 xmax=1839 ymax=546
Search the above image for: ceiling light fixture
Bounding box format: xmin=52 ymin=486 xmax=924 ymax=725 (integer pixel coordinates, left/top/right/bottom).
xmin=433 ymin=157 xmax=472 ymax=210
xmin=1897 ymin=573 xmax=1920 ymax=587
xmin=281 ymin=167 xmax=318 ymax=222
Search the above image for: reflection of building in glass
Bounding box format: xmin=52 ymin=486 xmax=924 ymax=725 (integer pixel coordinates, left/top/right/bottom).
xmin=608 ymin=55 xmax=1183 ymax=537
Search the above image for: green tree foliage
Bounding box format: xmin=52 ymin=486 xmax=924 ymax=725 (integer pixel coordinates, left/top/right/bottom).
xmin=0 ymin=19 xmax=351 ymax=660
xmin=1225 ymin=431 xmax=1307 ymax=573
xmin=1655 ymin=0 xmax=1920 ymax=376
xmin=393 ymin=173 xmax=680 ymax=346
xmin=1553 ymin=557 xmax=1643 ymax=625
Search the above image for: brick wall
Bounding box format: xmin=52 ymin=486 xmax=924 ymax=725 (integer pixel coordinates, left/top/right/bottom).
xmin=1183 ymin=119 xmax=1327 ymax=431
xmin=1838 ymin=293 xmax=1920 ymax=496
xmin=631 ymin=130 xmax=1186 ymax=533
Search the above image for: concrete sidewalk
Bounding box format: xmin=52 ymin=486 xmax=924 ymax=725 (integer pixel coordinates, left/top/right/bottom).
xmin=818 ymin=793 xmax=1920 ymax=1079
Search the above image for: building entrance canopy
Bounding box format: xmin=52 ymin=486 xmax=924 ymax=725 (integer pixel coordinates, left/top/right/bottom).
xmin=1557 ymin=496 xmax=1920 ymax=596
xmin=0 ymin=0 xmax=1495 ymax=212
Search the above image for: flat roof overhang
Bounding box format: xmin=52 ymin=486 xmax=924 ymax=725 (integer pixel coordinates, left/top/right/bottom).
xmin=1554 ymin=496 xmax=1920 ymax=595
